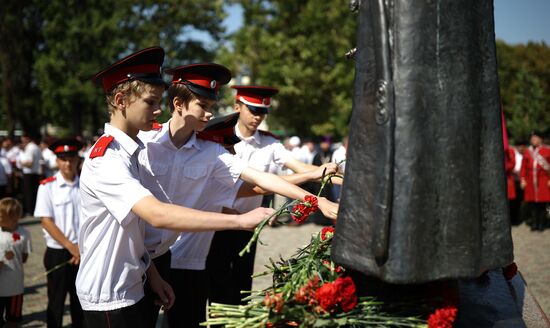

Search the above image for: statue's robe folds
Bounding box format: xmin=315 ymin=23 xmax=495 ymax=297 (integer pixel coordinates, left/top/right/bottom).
xmin=332 ymin=0 xmax=513 ymax=284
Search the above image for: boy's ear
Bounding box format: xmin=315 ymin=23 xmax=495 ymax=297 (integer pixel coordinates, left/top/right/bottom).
xmin=173 ymin=96 xmax=184 ymax=113
xmin=113 ymin=92 xmax=126 ymax=110
xmin=234 ymin=103 xmax=241 ymax=113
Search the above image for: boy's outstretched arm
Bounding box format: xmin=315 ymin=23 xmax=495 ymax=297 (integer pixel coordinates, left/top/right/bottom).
xmin=239 ymin=168 xmax=339 ymax=219
xmin=237 ymin=162 xmax=339 ymax=198
xmin=132 ymin=196 xmax=274 ymax=231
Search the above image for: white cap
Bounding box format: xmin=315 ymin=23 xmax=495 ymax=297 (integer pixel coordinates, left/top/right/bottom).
xmin=289 ymin=136 xmax=301 ymax=147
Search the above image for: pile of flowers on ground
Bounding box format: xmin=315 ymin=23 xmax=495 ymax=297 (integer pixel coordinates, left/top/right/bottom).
xmin=205 ymin=226 xmax=458 ymax=327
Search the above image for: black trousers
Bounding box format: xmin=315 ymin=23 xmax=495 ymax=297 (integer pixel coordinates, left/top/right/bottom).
xmin=22 ymin=173 xmax=39 ymax=215
xmin=529 ymin=202 xmax=549 ymax=230
xmin=166 ymin=268 xmax=208 ymax=328
xmin=44 ymin=247 xmax=83 ymax=328
xmin=83 ymin=298 xmax=148 ymax=328
xmin=206 ymin=230 xmax=255 ymax=305
xmin=142 ymin=250 xmax=171 ymax=328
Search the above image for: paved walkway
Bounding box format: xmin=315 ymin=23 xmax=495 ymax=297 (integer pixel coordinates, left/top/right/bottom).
xmin=17 ymin=219 xmax=549 ymax=327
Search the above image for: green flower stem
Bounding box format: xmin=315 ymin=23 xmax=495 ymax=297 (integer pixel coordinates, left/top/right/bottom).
xmin=31 ymin=259 xmax=72 ymax=282
xmin=239 ymin=171 xmax=342 ymax=258
xmin=238 ymin=200 xmax=293 ymax=257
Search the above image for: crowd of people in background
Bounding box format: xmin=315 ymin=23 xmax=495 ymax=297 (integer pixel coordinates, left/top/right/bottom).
xmin=2 ymin=127 xmax=550 ymax=230
xmin=505 ymin=130 xmax=550 ymax=232
xmin=0 ymin=127 xmax=548 ymax=328
xmin=0 ymin=135 xmax=99 ymax=211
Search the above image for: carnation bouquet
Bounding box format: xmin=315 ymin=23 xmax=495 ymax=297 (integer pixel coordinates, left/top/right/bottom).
xmin=204 ymin=226 xmax=458 ymax=327
xmin=206 ymin=169 xmax=460 ymax=327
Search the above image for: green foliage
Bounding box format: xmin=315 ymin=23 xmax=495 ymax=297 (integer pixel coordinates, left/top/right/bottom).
xmin=217 ymin=0 xmax=357 ymax=139
xmin=1 ymin=0 xmax=226 ymax=136
xmin=496 ymin=40 xmax=550 ymax=144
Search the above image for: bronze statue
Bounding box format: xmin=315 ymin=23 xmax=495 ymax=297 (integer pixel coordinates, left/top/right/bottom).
xmin=332 ymin=0 xmax=513 ymax=284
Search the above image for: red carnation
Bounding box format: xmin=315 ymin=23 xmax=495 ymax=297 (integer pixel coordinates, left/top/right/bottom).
xmin=290 ymin=195 xmax=319 ymax=224
xmin=304 ymin=195 xmax=318 ymax=207
xmin=334 ymin=277 xmax=358 ymax=312
xmin=314 ymin=276 xmax=358 ymax=313
xmin=264 ymin=292 xmax=284 ymax=313
xmin=315 ymin=282 xmax=339 ymax=311
xmin=502 ymin=262 xmax=518 ymax=281
xmin=321 ymin=226 xmax=335 ymax=241
xmin=12 ymin=232 xmax=21 ymax=242
xmin=427 ymin=305 xmax=458 ymax=328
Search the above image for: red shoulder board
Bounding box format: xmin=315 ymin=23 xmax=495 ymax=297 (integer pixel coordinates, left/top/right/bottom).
xmin=259 ymin=130 xmax=281 ymax=140
xmin=40 ymin=176 xmax=56 ymax=185
xmin=89 ymin=135 xmax=115 ymax=159
xmin=152 ymin=122 xmax=163 ymax=130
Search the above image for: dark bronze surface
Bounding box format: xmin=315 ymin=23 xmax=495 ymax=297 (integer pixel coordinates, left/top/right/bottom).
xmin=332 ymin=0 xmax=513 ymax=283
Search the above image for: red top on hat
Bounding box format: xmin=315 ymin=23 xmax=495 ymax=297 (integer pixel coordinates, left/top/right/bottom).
xmin=48 ymin=138 xmax=83 ymax=156
xmin=165 ymin=63 xmax=231 ymax=100
xmin=232 ymin=85 xmax=279 ymax=108
xmin=197 ymin=113 xmax=241 ymax=146
xmin=92 ymin=46 xmax=165 ymax=93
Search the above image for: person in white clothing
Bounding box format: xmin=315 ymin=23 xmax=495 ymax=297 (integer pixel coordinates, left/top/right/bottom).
xmin=34 ymin=138 xmax=84 ymax=328
xmin=0 ymin=156 xmax=12 ymax=198
xmin=76 ymin=47 xmax=273 ymax=328
xmin=39 ymin=138 xmax=58 ymax=179
xmin=331 ymin=136 xmax=348 ymax=201
xmin=0 ymin=197 xmax=31 ymax=328
xmin=138 ymin=63 xmax=338 ymax=327
xmin=17 ymin=133 xmax=42 ymax=215
xmin=207 ymin=85 xmax=342 ymax=306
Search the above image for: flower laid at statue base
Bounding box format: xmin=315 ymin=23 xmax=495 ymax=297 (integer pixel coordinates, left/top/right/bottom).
xmin=239 ymin=170 xmax=340 ymax=257
xmin=205 ymin=226 xmax=459 ymax=327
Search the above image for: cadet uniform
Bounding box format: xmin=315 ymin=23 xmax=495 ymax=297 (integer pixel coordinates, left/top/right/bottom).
xmin=34 ymin=138 xmax=84 ymax=328
xmin=138 ymin=64 xmax=246 ymax=327
xmin=75 ymin=47 xmax=165 ymax=327
xmin=207 ymin=86 xmax=293 ymax=305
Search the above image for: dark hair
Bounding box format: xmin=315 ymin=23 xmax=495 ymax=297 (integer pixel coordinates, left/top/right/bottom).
xmin=167 ymin=84 xmax=198 ymax=113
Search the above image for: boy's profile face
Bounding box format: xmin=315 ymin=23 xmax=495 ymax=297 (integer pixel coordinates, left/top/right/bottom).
xmin=234 ymin=102 xmax=266 ymax=132
xmin=180 ymin=96 xmax=216 ymax=132
xmin=121 ymin=85 xmax=164 ymax=131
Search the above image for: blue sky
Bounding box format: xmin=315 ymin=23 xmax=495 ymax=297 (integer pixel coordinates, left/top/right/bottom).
xmin=222 ymin=1 xmax=550 ymax=45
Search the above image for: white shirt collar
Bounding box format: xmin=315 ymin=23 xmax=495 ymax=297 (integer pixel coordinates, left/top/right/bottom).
xmin=104 ymin=123 xmax=142 ymax=155
xmin=55 ymin=171 xmax=79 ymax=187
xmin=235 ymin=125 xmax=261 ymax=145
xmin=156 ymin=119 xmax=201 ymax=151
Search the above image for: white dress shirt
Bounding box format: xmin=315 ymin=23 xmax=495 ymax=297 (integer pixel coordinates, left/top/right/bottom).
xmin=232 ymin=127 xmax=292 ymax=213
xmin=34 ymin=171 xmax=81 ymax=249
xmin=76 ymin=124 xmax=153 ymax=311
xmin=138 ymin=122 xmax=245 ymax=268
xmin=18 ymin=142 xmax=41 ymax=174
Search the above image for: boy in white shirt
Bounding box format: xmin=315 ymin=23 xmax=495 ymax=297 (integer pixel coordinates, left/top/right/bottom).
xmin=208 ymin=86 xmax=342 ymax=306
xmin=77 ymin=47 xmax=273 ymax=328
xmin=138 ymin=63 xmax=338 ymax=327
xmin=34 ymin=138 xmax=84 ymax=328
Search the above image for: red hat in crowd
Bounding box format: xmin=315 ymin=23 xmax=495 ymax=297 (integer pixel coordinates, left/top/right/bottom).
xmin=197 ymin=113 xmax=241 ymax=146
xmin=92 ymin=46 xmax=165 ymax=93
xmin=232 ymin=85 xmax=279 ymax=114
xmin=49 ymin=138 xmax=83 ymax=157
xmin=165 ymin=63 xmax=232 ymax=100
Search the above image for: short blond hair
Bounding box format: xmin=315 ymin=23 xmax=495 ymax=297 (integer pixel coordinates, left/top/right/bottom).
xmin=105 ymin=80 xmax=157 ymax=115
xmin=0 ymin=197 xmax=22 ymax=221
